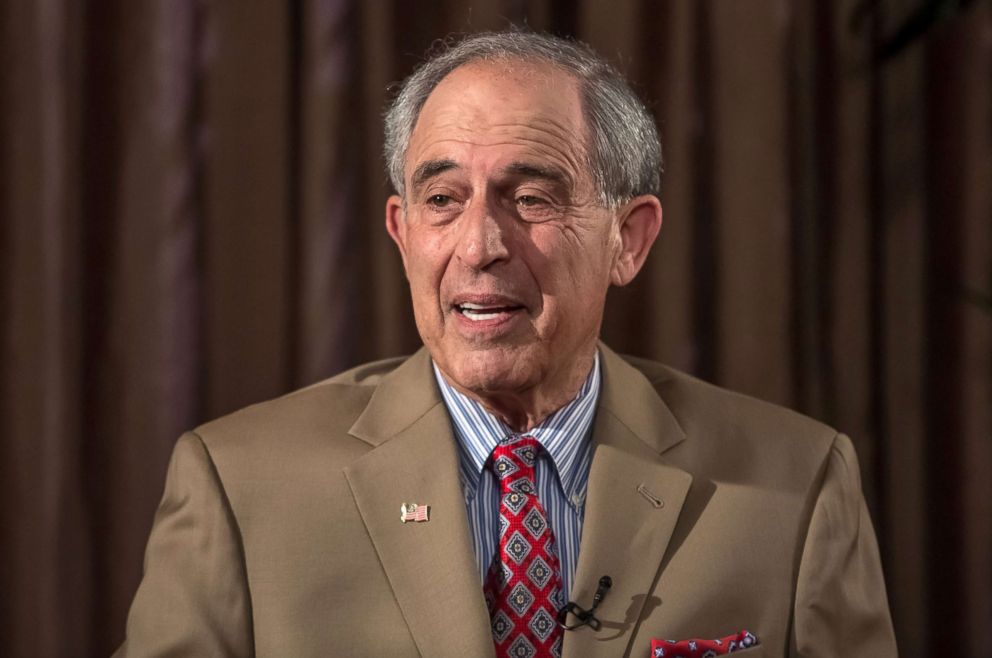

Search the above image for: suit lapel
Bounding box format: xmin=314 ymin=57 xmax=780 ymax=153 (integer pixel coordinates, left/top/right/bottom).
xmin=344 ymin=349 xmax=495 ymax=657
xmin=563 ymin=346 xmax=693 ymax=658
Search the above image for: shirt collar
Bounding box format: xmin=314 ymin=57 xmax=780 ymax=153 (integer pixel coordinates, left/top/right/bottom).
xmin=433 ymin=352 xmax=601 ymax=509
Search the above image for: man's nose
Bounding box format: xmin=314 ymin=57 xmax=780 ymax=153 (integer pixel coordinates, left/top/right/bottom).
xmin=454 ymin=197 xmax=510 ymax=270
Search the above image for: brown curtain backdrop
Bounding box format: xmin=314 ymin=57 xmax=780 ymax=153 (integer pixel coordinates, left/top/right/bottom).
xmin=2 ymin=1 xmax=989 ymax=656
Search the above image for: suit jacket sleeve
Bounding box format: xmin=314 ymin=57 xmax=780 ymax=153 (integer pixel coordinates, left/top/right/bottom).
xmin=793 ymin=433 xmax=897 ymax=657
xmin=114 ymin=432 xmax=254 ymax=657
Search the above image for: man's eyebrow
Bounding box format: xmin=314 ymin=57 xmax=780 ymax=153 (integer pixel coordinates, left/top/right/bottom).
xmin=501 ymin=162 xmax=571 ymax=187
xmin=411 ymin=159 xmax=459 ymax=191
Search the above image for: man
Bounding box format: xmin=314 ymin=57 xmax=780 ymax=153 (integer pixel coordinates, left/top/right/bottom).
xmin=117 ymin=32 xmax=896 ymax=657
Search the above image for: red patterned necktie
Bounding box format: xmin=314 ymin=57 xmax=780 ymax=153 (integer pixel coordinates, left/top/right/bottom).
xmin=483 ymin=435 xmax=564 ymax=658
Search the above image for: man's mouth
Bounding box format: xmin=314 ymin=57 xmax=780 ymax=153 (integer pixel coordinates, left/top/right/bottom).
xmin=454 ymin=301 xmax=524 ymax=322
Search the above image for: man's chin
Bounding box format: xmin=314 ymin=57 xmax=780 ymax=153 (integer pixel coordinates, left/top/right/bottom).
xmin=441 ymin=349 xmax=540 ymax=397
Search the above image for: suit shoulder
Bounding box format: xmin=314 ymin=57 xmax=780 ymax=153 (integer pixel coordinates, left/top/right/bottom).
xmin=623 ymin=356 xmax=837 ymax=444
xmin=191 ymin=355 xmax=412 ymax=466
xmin=620 ymin=355 xmax=842 ymax=493
xmin=323 ymin=354 xmax=410 ymax=386
xmin=625 ymin=357 xmax=838 ymax=491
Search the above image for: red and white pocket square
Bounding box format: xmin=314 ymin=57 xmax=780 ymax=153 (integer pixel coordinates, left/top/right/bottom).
xmin=650 ymin=629 xmax=759 ymax=656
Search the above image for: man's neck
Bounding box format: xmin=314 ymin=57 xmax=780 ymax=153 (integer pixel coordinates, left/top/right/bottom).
xmin=445 ymin=350 xmax=598 ymax=433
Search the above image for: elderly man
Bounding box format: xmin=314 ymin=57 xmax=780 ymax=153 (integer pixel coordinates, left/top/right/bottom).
xmin=117 ymin=32 xmax=896 ymax=657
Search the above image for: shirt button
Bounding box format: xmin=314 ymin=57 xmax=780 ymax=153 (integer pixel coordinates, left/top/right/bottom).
xmin=571 ymin=494 xmax=582 ymax=506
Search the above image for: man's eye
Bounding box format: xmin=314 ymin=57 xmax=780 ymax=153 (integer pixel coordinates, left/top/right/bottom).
xmin=516 ymin=195 xmax=547 ymax=207
xmin=427 ymin=194 xmax=453 ymax=207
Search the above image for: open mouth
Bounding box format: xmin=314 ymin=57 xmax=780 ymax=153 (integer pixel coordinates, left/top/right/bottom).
xmin=455 ymin=302 xmax=523 ymax=322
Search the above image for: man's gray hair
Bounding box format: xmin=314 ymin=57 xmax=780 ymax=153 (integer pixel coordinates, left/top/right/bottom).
xmin=384 ymin=31 xmax=662 ymax=208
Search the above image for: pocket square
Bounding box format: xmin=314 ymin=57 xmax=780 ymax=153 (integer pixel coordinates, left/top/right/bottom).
xmin=651 ymin=629 xmax=759 ymax=656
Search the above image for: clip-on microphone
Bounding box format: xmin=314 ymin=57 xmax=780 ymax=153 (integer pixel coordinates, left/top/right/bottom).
xmin=557 ymin=575 xmax=612 ymax=631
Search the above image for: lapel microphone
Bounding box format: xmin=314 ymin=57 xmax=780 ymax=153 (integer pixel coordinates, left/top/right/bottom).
xmin=557 ymin=575 xmax=612 ymax=631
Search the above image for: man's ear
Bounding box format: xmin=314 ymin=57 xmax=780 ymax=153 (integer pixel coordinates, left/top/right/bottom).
xmin=610 ymin=194 xmax=663 ymax=286
xmin=385 ymin=195 xmax=409 ymax=272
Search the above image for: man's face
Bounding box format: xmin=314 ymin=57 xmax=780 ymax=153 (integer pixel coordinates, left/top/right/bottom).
xmin=386 ymin=61 xmax=628 ymax=405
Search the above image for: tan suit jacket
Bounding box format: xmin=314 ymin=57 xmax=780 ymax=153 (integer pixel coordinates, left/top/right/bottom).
xmin=116 ymin=344 xmax=896 ymax=657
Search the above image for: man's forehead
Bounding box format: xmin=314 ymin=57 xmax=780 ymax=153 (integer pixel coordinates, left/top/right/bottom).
xmin=410 ymin=158 xmax=573 ymax=193
xmin=405 ymin=60 xmax=589 ymax=183
xmin=417 ymin=60 xmax=583 ymax=129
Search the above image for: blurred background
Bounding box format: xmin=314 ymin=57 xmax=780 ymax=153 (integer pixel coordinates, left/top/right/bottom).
xmin=2 ymin=1 xmax=989 ymax=656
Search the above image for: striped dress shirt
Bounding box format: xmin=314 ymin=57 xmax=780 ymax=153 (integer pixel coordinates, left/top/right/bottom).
xmin=432 ymin=353 xmax=600 ymax=600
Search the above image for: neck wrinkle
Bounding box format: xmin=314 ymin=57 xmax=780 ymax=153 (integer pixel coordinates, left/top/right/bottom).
xmin=448 ymin=350 xmax=598 ymax=433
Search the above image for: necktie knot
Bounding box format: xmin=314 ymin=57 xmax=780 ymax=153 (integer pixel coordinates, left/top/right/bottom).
xmin=491 ymin=435 xmax=540 ymax=483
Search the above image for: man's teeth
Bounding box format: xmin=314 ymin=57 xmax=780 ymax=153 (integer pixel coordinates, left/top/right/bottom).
xmin=463 ymin=310 xmax=500 ymax=321
xmin=458 ymin=303 xmax=513 ymax=321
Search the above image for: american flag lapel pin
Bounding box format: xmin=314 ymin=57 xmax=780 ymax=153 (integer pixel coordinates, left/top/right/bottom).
xmin=400 ymin=502 xmax=430 ymax=523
